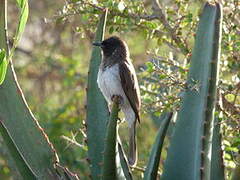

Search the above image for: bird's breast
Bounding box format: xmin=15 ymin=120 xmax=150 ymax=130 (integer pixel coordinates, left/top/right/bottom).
xmin=97 ymin=64 xmax=126 ymax=103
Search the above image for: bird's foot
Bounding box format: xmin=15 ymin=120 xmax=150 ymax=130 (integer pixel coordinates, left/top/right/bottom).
xmin=111 ymin=95 xmax=124 ymax=105
xmin=117 ymin=118 xmax=122 ymax=124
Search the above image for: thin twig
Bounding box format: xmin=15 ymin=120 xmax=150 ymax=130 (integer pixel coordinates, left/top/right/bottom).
xmin=149 ymin=53 xmax=188 ymax=72
xmin=151 ymin=0 xmax=189 ymax=55
xmin=59 ymin=0 xmax=189 ymax=55
xmin=61 ymin=135 xmax=86 ymax=149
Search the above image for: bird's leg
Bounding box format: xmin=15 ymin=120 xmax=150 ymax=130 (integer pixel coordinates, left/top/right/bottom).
xmin=111 ymin=95 xmax=124 ymax=105
xmin=107 ymin=104 xmax=111 ymax=114
xmin=117 ymin=117 xmax=122 ymax=124
xmin=111 ymin=95 xmax=123 ymax=124
xmin=110 ymin=95 xmax=123 ymax=124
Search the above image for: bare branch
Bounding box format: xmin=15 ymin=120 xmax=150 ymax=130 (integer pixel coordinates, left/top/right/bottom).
xmin=60 ymin=1 xmax=190 ymax=55
xmin=151 ymin=0 xmax=189 ymax=55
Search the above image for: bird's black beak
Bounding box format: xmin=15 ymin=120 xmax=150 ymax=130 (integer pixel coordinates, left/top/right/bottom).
xmin=92 ymin=42 xmax=103 ymax=47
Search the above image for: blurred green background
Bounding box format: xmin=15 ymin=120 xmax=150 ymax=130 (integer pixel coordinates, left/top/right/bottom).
xmin=0 ymin=0 xmax=239 ymax=179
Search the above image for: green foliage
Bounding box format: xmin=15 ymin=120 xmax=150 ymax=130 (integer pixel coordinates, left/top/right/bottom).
xmin=0 ymin=0 xmax=29 ymax=85
xmin=11 ymin=0 xmax=29 ymax=55
xmin=0 ymin=49 xmax=7 ymax=85
xmin=0 ymin=0 xmax=8 ymax=86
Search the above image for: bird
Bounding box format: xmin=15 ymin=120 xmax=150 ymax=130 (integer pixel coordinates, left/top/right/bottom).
xmin=93 ymin=36 xmax=141 ymax=166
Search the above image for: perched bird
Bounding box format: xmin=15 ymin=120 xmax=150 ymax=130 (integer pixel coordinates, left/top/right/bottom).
xmin=93 ymin=36 xmax=141 ymax=166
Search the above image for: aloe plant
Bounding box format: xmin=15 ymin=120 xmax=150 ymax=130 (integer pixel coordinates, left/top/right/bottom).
xmin=102 ymin=97 xmax=120 ymax=180
xmin=0 ymin=123 xmax=37 ymax=179
xmin=143 ymin=112 xmax=173 ymax=180
xmin=101 ymin=97 xmax=132 ymax=180
xmin=86 ymin=8 xmax=110 ymax=180
xmin=162 ymin=2 xmax=222 ymax=180
xmin=117 ymin=141 xmax=133 ymax=180
xmin=211 ymin=115 xmax=225 ymax=180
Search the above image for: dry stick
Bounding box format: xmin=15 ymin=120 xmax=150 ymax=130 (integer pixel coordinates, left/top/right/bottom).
xmin=61 ymin=135 xmax=86 ymax=149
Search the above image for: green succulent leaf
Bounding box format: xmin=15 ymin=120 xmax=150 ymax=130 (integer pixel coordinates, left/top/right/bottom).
xmin=86 ymin=9 xmax=109 ymax=179
xmin=102 ymin=97 xmax=121 ymax=180
xmin=118 ymin=141 xmax=133 ymax=180
xmin=0 ymin=122 xmax=37 ymax=179
xmin=211 ymin=115 xmax=225 ymax=180
xmin=144 ymin=112 xmax=173 ymax=180
xmin=162 ymin=2 xmax=222 ymax=180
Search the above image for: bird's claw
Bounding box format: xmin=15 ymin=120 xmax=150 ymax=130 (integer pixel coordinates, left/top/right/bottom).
xmin=111 ymin=95 xmax=123 ymax=105
xmin=117 ymin=118 xmax=122 ymax=124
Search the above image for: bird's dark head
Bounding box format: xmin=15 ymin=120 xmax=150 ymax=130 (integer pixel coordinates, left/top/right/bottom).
xmin=93 ymin=36 xmax=129 ymax=58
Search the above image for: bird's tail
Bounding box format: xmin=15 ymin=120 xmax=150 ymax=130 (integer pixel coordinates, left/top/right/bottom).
xmin=128 ymin=123 xmax=137 ymax=167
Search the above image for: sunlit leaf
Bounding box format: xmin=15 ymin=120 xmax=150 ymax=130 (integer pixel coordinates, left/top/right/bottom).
xmin=9 ymin=0 xmax=29 ymax=59
xmin=0 ymin=49 xmax=7 ymax=85
xmin=146 ymin=62 xmax=154 ymax=73
xmin=118 ymin=1 xmax=125 ymax=11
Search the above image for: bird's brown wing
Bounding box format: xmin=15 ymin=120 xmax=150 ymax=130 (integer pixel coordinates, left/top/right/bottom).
xmin=119 ymin=61 xmax=141 ymax=122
